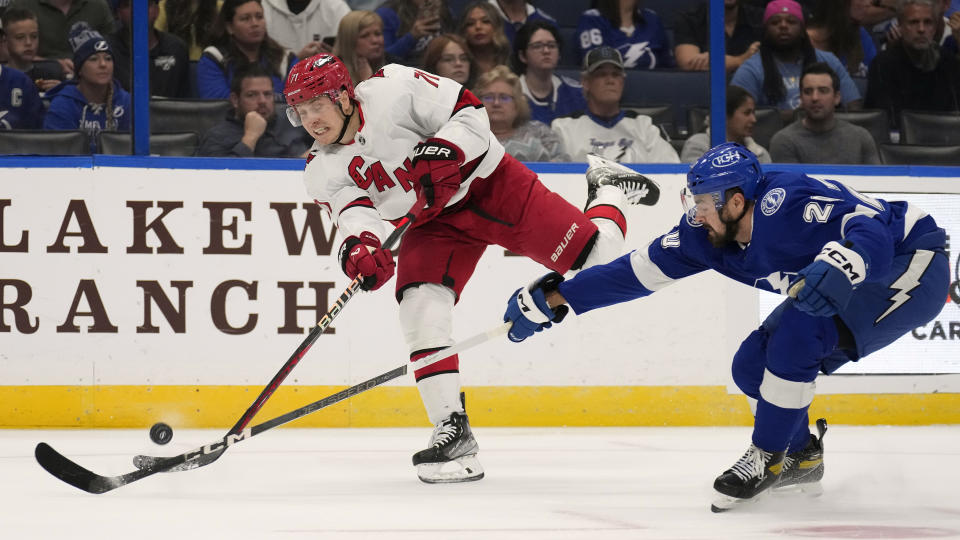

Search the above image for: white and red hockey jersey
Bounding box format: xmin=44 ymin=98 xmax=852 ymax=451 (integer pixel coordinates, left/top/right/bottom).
xmin=302 ymin=64 xmax=506 ymax=244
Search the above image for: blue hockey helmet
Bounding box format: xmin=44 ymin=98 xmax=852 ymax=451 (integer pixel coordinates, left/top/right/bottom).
xmin=682 ymin=142 xmax=762 ymax=223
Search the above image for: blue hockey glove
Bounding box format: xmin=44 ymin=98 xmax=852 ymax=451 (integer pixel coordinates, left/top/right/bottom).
xmin=790 ymin=241 xmax=867 ymax=317
xmin=503 ymin=272 xmax=570 ymax=343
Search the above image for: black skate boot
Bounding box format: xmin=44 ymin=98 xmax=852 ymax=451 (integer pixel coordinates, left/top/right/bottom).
xmin=711 ymin=443 xmax=786 ymax=512
xmin=585 ymin=153 xmax=660 ymax=207
xmin=775 ymin=418 xmax=827 ymax=495
xmin=412 ymin=411 xmax=484 ymax=483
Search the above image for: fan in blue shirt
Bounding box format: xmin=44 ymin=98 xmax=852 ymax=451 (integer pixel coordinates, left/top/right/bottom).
xmin=575 ymin=0 xmax=675 ymax=70
xmin=0 ymin=65 xmax=44 ymax=129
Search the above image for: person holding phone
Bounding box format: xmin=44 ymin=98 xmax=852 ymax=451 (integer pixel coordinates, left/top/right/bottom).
xmin=377 ymin=0 xmax=454 ymax=64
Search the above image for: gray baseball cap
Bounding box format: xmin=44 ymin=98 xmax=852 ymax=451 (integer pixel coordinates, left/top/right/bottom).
xmin=583 ymin=46 xmax=624 ymax=73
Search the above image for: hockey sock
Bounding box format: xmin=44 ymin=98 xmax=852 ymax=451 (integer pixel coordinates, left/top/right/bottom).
xmin=753 ymin=398 xmax=809 ymax=453
xmin=415 ymin=371 xmax=464 ymax=425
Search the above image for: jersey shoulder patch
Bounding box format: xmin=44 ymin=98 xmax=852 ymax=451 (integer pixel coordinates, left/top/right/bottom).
xmin=759 ymin=187 xmax=787 ymax=216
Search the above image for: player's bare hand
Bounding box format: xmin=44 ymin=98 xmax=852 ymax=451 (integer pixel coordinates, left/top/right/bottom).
xmin=411 ymin=16 xmax=441 ymax=39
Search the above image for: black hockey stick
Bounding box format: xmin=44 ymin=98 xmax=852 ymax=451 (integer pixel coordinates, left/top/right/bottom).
xmin=133 ymin=213 xmax=417 ymax=473
xmin=35 ymin=322 xmax=510 ymax=495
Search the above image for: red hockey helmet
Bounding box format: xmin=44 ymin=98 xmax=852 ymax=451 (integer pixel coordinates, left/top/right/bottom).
xmin=284 ymin=53 xmax=355 ymax=107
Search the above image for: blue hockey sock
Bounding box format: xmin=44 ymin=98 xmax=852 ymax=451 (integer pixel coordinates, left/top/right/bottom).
xmin=752 ymin=398 xmax=808 ymax=453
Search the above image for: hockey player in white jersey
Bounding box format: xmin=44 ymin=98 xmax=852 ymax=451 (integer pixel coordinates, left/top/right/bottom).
xmin=283 ymin=53 xmax=660 ymax=483
xmin=503 ymin=142 xmax=949 ymax=509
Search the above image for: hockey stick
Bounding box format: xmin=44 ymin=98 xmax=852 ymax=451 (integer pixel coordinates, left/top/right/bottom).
xmin=35 ymin=322 xmax=511 ymax=495
xmin=133 ymin=213 xmax=417 ymax=473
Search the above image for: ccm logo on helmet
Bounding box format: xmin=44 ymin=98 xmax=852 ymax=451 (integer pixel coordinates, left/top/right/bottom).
xmin=414 ymin=145 xmax=452 ymax=158
xmin=711 ymin=150 xmax=742 ymax=168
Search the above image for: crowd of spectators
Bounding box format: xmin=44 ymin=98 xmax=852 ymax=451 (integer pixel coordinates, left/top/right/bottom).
xmin=0 ymin=0 xmax=958 ymax=164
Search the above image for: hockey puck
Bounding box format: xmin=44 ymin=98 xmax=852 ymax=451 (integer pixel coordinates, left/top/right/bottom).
xmin=149 ymin=422 xmax=173 ymax=445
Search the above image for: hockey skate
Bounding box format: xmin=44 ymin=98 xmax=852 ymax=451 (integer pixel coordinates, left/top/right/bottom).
xmin=585 ymin=153 xmax=660 ymax=207
xmin=412 ymin=411 xmax=484 ymax=483
xmin=774 ymin=418 xmax=828 ymax=496
xmin=711 ymin=443 xmax=786 ymax=513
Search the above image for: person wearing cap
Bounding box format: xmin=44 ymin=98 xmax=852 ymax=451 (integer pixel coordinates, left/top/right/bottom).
xmin=731 ymin=0 xmax=862 ymax=123
xmin=575 ymin=0 xmax=674 ymax=70
xmin=43 ymin=21 xmax=130 ymax=152
xmin=551 ymin=46 xmax=679 ymax=163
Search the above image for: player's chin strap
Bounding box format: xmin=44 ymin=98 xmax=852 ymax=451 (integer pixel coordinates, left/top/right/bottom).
xmin=333 ymin=98 xmax=356 ymax=145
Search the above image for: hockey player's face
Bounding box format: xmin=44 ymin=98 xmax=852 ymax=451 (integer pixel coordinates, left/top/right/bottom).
xmin=294 ymin=95 xmax=347 ymax=144
xmin=228 ymin=1 xmax=266 ymax=48
xmin=800 ymin=73 xmax=840 ymax=121
xmin=4 ymin=19 xmax=39 ymax=62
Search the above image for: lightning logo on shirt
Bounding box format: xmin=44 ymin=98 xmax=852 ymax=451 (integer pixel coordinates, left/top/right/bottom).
xmin=875 ymin=250 xmax=936 ymax=324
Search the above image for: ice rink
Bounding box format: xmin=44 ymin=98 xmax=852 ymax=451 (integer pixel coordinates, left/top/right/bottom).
xmin=3 ymin=425 xmax=960 ymax=539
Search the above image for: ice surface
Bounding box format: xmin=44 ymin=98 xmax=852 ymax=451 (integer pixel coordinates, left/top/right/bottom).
xmin=3 ymin=426 xmax=959 ymax=539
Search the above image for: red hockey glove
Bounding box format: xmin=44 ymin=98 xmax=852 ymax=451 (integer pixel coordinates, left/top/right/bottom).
xmin=338 ymin=231 xmax=396 ymax=291
xmin=410 ymin=138 xmax=464 ymax=225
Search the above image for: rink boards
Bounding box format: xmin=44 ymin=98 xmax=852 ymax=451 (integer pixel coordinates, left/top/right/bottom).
xmin=1 ymin=159 xmax=959 ymax=428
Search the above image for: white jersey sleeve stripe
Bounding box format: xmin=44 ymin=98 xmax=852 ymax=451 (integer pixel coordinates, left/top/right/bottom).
xmin=629 ymin=242 xmax=677 ymax=291
xmin=840 ymin=204 xmax=880 ymax=239
xmin=901 ymin=202 xmax=928 ymax=240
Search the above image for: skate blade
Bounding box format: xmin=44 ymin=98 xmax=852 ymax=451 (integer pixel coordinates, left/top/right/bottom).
xmin=711 ymin=489 xmax=769 ymax=513
xmin=773 ymin=480 xmax=823 ymax=497
xmin=416 ymin=455 xmax=484 ymax=484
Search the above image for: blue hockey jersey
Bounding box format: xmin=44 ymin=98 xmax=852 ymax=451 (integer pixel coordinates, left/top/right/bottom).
xmin=0 ymin=65 xmax=44 ymax=130
xmin=520 ymin=73 xmax=586 ymax=126
xmin=576 ymin=8 xmax=674 ymax=69
xmin=559 ymin=171 xmax=945 ymax=314
xmin=43 ymin=79 xmax=131 ymax=152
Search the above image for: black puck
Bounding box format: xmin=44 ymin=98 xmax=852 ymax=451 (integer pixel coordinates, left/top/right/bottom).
xmin=149 ymin=422 xmax=173 ymax=445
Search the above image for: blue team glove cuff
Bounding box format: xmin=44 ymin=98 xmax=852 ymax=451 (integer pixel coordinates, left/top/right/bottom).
xmin=503 ymin=273 xmax=569 ymax=343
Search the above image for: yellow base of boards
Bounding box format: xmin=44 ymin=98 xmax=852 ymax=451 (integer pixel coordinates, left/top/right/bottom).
xmin=2 ymin=385 xmax=959 ymax=428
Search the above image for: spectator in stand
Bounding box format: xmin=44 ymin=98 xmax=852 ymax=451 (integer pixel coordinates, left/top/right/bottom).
xmin=511 ymin=19 xmax=585 ymax=125
xmin=674 ymin=0 xmax=763 ymax=74
xmin=376 ymin=0 xmax=453 ymax=65
xmin=681 ymin=85 xmax=771 ymax=163
xmin=576 ymin=0 xmax=674 ymax=70
xmin=770 ymin=62 xmax=879 ymax=164
xmin=1 ymin=7 xmax=67 ymax=91
xmin=551 ymin=46 xmax=679 ymax=163
xmin=44 ymin=22 xmax=130 ymax=152
xmin=334 ymin=10 xmax=390 ymax=83
xmin=866 ymin=0 xmax=960 ymax=121
xmin=155 ymin=0 xmax=223 ymax=61
xmin=197 ymin=0 xmax=297 ymax=100
xmin=487 ymin=0 xmax=555 ymax=45
xmin=731 ymin=0 xmax=862 ymax=123
xmin=883 ymin=0 xmax=959 ymax=54
xmin=199 ymin=62 xmax=309 ymax=157
xmin=458 ymin=1 xmax=510 ymax=79
xmin=0 ymin=64 xmax=43 ymax=128
xmin=262 ymin=0 xmax=350 ymax=60
xmin=108 ymin=0 xmax=190 ymax=98
xmin=8 ymin=0 xmax=113 ymax=63
xmin=475 ymin=64 xmax=568 ymax=162
xmin=806 ymin=0 xmax=877 ymax=77
xmin=422 ymin=32 xmax=472 ymax=86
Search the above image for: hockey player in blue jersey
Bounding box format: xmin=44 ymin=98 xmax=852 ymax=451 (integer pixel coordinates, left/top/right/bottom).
xmin=502 ymin=142 xmax=950 ymax=511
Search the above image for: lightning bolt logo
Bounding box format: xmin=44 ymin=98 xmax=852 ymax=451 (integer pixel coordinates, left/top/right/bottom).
xmin=622 ymin=42 xmax=652 ymax=68
xmin=875 ymin=250 xmax=936 ymax=324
